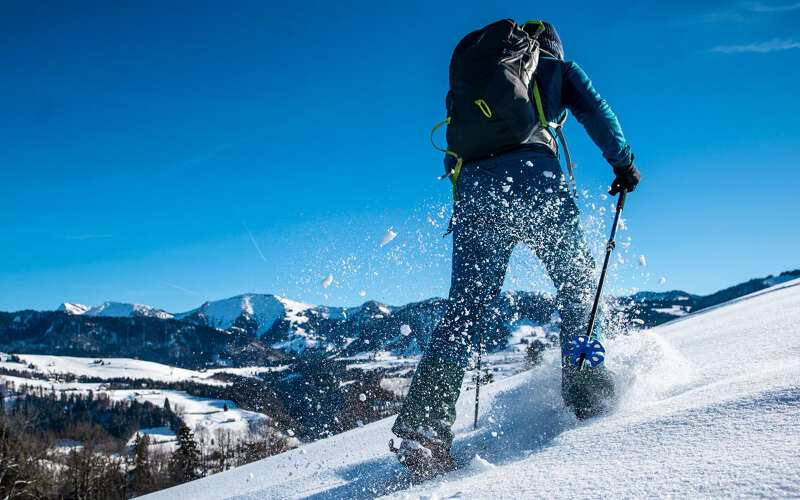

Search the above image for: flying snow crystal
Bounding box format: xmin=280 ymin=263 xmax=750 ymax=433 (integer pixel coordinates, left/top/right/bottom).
xmin=358 ymin=290 xmax=366 ymax=297
xmin=542 ymin=170 xmax=555 ymax=178
xmin=321 ymin=274 xmax=333 ymax=288
xmin=359 ymin=393 xmax=367 ymax=402
xmin=659 ymin=277 xmax=667 ymax=285
xmin=638 ymin=255 xmax=647 ymax=267
xmin=525 ymin=160 xmax=534 ymax=167
xmin=287 ymin=429 xmax=295 ymax=437
xmin=380 ymin=228 xmax=398 ymax=247
xmin=400 ymin=324 xmax=412 ymax=336
xmin=248 ymin=473 xmax=254 ymax=482
xmin=600 ymin=194 xmax=608 ymax=200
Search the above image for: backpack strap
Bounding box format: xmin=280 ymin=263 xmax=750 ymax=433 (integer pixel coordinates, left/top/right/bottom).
xmin=431 ymin=117 xmax=464 ymax=201
xmin=554 ymin=120 xmax=579 ymax=199
xmin=532 ymin=81 xmax=548 ymax=129
xmin=534 ymin=80 xmax=579 ymax=200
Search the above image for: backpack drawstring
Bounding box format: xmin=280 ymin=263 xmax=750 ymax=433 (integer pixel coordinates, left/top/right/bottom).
xmin=431 ymin=117 xmax=464 ymax=201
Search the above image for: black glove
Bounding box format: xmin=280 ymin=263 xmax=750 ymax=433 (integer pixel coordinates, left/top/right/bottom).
xmin=609 ymin=161 xmax=641 ymax=195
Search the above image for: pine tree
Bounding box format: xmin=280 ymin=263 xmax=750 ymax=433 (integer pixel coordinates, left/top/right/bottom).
xmin=170 ymin=424 xmax=201 ymax=483
xmin=129 ymin=433 xmax=152 ymax=494
xmin=163 ymin=398 xmax=171 ymax=412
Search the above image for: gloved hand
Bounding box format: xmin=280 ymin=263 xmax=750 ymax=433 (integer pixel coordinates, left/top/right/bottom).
xmin=609 ymin=161 xmax=641 ymax=195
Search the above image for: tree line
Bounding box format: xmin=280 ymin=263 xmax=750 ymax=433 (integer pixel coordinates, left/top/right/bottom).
xmin=0 ymin=381 xmax=292 ymax=499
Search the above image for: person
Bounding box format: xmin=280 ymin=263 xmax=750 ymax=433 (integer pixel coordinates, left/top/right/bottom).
xmin=390 ymin=20 xmax=641 ymax=477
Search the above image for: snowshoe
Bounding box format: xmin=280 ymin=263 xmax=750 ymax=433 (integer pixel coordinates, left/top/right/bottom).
xmin=562 ymin=363 xmax=616 ymax=420
xmin=389 ymin=438 xmax=457 ymax=480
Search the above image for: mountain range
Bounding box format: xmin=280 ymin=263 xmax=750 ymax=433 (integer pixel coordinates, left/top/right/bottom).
xmin=2 ymin=269 xmax=797 ymax=369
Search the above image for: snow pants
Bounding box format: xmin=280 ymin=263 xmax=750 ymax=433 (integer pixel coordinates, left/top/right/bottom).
xmin=393 ymin=148 xmax=613 ymax=448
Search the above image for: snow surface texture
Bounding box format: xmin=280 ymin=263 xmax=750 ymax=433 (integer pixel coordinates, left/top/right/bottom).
xmin=145 ymin=279 xmax=800 ymax=499
xmin=11 ymin=354 xmax=234 ymax=384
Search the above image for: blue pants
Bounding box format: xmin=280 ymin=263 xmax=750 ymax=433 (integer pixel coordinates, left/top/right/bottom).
xmin=428 ymin=149 xmax=597 ymax=368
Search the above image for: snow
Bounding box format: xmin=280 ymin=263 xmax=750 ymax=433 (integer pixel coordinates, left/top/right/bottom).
xmin=179 ymin=294 xmax=285 ymax=335
xmin=85 ymin=301 xmax=174 ymax=319
xmin=113 ymin=390 xmax=270 ymax=437
xmin=57 ymin=302 xmax=90 ymax=314
xmin=127 ymin=427 xmax=177 ymax=448
xmin=653 ymin=305 xmax=689 ymax=317
xmin=380 ymin=229 xmax=398 ymax=247
xmin=1 ymin=373 xmax=275 ymax=441
xmin=276 ymin=296 xmax=312 ymax=324
xmin=12 ymin=354 xmax=230 ymax=384
xmin=638 ymin=254 xmax=647 ymax=266
xmin=322 ymin=274 xmax=334 ymax=288
xmin=145 ymin=279 xmax=800 ymax=500
xmin=380 ymin=377 xmax=411 ymax=398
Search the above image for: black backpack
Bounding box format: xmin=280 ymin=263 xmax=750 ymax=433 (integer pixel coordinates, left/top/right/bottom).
xmin=443 ymin=19 xmax=547 ymax=163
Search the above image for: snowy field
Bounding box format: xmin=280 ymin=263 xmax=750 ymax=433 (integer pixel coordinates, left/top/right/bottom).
xmin=1 ymin=371 xmax=273 ymax=439
xmin=145 ymin=279 xmax=800 ymax=499
xmin=7 ymin=354 xmax=229 ymax=384
xmin=3 ymin=354 xmax=288 ymax=384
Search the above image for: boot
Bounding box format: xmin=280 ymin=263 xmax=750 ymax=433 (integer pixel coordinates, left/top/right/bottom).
xmin=562 ymin=360 xmax=615 ymax=419
xmin=392 ymin=356 xmax=465 ymax=449
xmin=390 ymin=438 xmax=457 ymax=479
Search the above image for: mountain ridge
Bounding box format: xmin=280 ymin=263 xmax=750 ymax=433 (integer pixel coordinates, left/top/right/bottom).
xmin=7 ymin=268 xmax=796 ymax=368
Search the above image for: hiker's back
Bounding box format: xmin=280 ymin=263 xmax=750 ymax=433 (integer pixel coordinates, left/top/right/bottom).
xmin=438 ymin=20 xmax=634 ymax=177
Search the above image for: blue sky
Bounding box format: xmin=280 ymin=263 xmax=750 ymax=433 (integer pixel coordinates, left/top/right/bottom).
xmin=1 ymin=0 xmax=798 ymax=312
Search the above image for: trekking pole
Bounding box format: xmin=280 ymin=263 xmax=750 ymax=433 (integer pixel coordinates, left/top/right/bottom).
xmin=473 ymin=334 xmax=482 ymax=429
xmin=564 ymin=189 xmax=628 ymax=370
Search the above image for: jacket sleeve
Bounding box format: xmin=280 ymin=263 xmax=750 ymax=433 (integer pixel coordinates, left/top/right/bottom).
xmin=562 ymin=61 xmax=632 ymax=169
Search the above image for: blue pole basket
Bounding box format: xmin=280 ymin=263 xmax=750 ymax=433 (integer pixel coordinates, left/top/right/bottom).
xmin=564 ymin=336 xmax=606 ymax=368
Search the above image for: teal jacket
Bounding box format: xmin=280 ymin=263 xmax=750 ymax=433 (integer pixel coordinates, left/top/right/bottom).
xmin=532 ymin=56 xmax=632 ymax=169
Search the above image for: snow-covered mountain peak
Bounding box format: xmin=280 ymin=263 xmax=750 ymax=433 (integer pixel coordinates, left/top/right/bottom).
xmin=57 ymin=302 xmax=90 ymax=315
xmin=86 ymin=301 xmax=174 ymax=319
xmin=56 ymin=301 xmax=172 ymax=319
xmin=176 ymin=294 xmax=285 ymax=334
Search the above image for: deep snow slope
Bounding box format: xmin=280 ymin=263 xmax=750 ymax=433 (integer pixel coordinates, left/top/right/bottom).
xmin=145 ymin=279 xmax=800 ymax=499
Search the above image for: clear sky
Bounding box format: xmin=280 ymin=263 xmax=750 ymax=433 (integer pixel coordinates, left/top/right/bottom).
xmin=1 ymin=0 xmax=798 ymax=313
